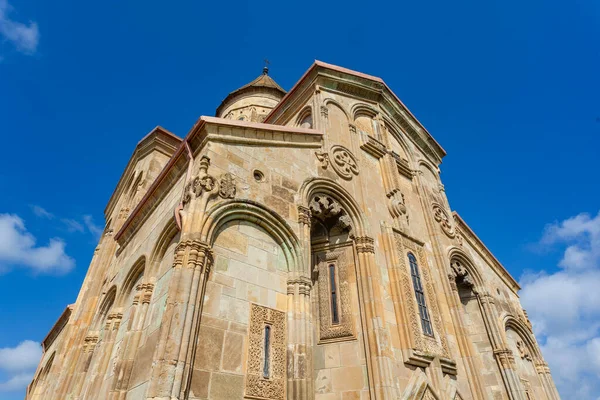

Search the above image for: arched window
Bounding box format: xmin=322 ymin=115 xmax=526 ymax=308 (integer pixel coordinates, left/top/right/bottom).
xmin=329 ymin=264 xmax=339 ymax=324
xmin=408 ymin=253 xmax=433 ymax=336
xmin=263 ymin=325 xmax=271 ymax=378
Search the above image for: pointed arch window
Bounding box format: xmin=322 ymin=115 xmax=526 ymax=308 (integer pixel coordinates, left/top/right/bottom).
xmin=408 ymin=252 xmax=433 ymax=336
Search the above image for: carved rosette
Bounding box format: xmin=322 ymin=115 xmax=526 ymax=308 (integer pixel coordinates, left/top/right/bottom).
xmin=315 ymin=146 xmax=359 ymax=180
xmin=432 ymin=204 xmax=455 ymax=238
xmin=330 ymin=146 xmax=359 ymax=180
xmin=245 ymin=304 xmax=286 ymax=400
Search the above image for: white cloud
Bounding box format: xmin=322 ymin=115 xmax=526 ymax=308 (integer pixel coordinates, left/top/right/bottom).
xmin=30 ymin=205 xmax=54 ymax=220
xmin=521 ymin=211 xmax=600 ymax=399
xmin=0 ymin=214 xmax=74 ymax=274
xmin=0 ymin=340 xmax=41 ymax=372
xmin=0 ymin=340 xmax=41 ymax=392
xmin=61 ymin=218 xmax=84 ymax=233
xmin=0 ymin=0 xmax=39 ymax=55
xmin=83 ymin=214 xmax=103 ymax=239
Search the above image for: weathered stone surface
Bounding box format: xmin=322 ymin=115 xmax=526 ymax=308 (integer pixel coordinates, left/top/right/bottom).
xmin=29 ymin=62 xmax=559 ymax=400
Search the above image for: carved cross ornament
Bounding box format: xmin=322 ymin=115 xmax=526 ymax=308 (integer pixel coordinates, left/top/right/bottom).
xmin=315 ymin=145 xmax=359 ymax=180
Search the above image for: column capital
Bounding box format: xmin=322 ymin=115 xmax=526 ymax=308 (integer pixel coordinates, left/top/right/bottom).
xmin=355 ymin=236 xmax=375 ymax=254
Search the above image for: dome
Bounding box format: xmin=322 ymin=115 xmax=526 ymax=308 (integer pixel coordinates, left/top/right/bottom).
xmin=216 ymin=67 xmax=286 ymax=122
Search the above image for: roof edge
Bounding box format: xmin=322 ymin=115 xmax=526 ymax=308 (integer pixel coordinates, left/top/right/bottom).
xmin=453 ymin=211 xmax=521 ymax=293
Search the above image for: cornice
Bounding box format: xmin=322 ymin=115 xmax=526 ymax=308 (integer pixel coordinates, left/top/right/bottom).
xmin=452 ymin=211 xmax=521 ymax=294
xmin=115 ymin=117 xmax=323 ymax=248
xmin=104 ymin=126 xmax=181 ymax=220
xmin=41 ymin=304 xmax=73 ymax=352
xmin=264 ymin=60 xmax=446 ymax=166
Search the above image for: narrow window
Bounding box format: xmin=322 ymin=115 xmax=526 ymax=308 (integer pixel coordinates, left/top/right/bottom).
xmin=329 ymin=264 xmax=339 ymax=324
xmin=263 ymin=325 xmax=271 ymax=378
xmin=408 ymin=253 xmax=433 ymax=336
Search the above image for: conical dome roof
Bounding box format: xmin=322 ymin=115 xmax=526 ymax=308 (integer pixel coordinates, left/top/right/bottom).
xmin=216 ymin=67 xmax=286 ymax=120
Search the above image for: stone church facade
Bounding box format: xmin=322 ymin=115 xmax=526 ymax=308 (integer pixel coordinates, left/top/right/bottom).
xmin=27 ymin=61 xmax=560 ymax=400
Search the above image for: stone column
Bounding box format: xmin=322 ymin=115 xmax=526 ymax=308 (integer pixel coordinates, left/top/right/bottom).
xmin=286 ymin=276 xmax=313 ymax=400
xmin=354 ymin=236 xmax=399 ymax=400
xmin=477 ymin=293 xmax=525 ymax=400
xmin=110 ymin=283 xmax=154 ymax=399
xmin=535 ymin=360 xmax=560 ymax=400
xmin=78 ymin=312 xmax=123 ymax=399
xmin=446 ymin=278 xmax=486 ymax=400
xmin=292 ymin=206 xmax=314 ymax=400
xmin=146 ymin=239 xmax=212 ymax=400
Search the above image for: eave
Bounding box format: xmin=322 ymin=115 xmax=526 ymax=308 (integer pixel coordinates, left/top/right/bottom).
xmin=104 ymin=126 xmax=181 ymax=220
xmin=41 ymin=304 xmax=73 ymax=352
xmin=453 ymin=211 xmax=521 ymax=294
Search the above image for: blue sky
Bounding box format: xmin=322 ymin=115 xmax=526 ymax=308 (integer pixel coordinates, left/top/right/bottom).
xmin=0 ymin=0 xmax=598 ymax=398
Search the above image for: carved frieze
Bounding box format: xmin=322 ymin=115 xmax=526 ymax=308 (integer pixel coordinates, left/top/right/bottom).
xmin=245 ymin=304 xmax=286 ymax=400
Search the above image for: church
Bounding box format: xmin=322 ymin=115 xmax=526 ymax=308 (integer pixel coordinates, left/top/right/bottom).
xmin=27 ymin=61 xmax=560 ymax=400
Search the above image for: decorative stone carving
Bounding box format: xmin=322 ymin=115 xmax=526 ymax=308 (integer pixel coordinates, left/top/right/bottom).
xmin=315 ymin=151 xmax=329 ymax=169
xmin=173 ymin=239 xmax=213 ymax=274
xmin=348 ymin=123 xmax=357 ymax=134
xmin=330 ymin=145 xmax=359 ymax=180
xmin=320 ymin=105 xmax=328 ymax=119
xmin=355 ymin=236 xmax=375 ymax=254
xmin=245 ymin=304 xmax=286 ymax=400
xmin=423 ymin=387 xmax=437 ymax=400
xmin=449 ymin=259 xmax=474 ymax=288
xmin=119 ymin=207 xmax=130 ymax=220
xmin=218 ymin=173 xmax=236 ymax=199
xmin=83 ymin=334 xmax=99 ymax=353
xmin=297 ymin=205 xmax=311 ymax=226
xmin=387 ymin=189 xmax=409 ymax=228
xmin=517 ymin=340 xmax=532 ymax=361
xmin=182 ymin=156 xmax=235 ymax=208
xmin=314 ymin=248 xmax=355 ymax=343
xmin=309 ymin=195 xmax=353 ymax=236
xmin=315 ymin=146 xmax=359 ymax=180
xmin=432 ymin=204 xmax=455 ymax=238
xmin=494 ymin=348 xmax=516 ymax=369
xmin=394 ymin=232 xmax=451 ymax=362
xmin=104 ymin=229 xmax=114 ymax=237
